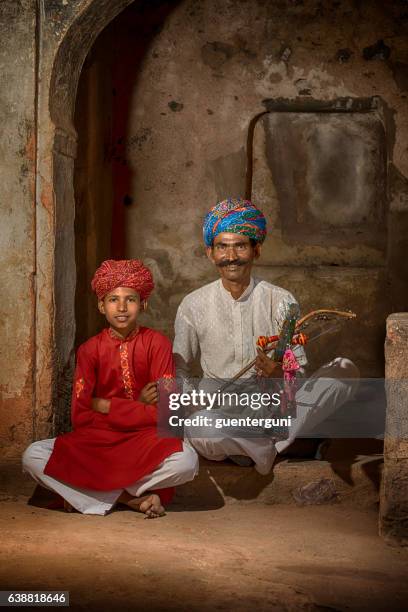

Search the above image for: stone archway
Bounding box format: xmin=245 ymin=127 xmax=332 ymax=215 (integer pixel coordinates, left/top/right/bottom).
xmin=35 ymin=0 xmax=136 ymax=438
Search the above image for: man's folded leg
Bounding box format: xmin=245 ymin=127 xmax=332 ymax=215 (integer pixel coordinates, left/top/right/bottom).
xmin=275 ymin=357 xmax=360 ymax=454
xmin=187 ymin=430 xmax=276 ymax=475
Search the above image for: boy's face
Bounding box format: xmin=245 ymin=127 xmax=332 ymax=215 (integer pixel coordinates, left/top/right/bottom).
xmin=98 ymin=286 xmax=143 ymax=337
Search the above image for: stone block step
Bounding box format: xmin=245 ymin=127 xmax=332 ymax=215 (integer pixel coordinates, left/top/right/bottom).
xmin=173 ymin=453 xmax=383 ymax=509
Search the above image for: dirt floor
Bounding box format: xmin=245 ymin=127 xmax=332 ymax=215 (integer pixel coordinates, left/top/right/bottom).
xmin=0 ymin=495 xmax=408 ymax=612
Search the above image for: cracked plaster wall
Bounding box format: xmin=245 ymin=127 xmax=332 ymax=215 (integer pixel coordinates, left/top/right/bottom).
xmin=0 ymin=1 xmax=36 ymax=457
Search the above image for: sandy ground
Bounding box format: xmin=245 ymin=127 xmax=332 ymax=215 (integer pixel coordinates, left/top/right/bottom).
xmin=0 ymin=496 xmax=407 ymax=612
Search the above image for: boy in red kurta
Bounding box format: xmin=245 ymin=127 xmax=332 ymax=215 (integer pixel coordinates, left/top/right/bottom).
xmin=23 ymin=260 xmax=198 ymax=517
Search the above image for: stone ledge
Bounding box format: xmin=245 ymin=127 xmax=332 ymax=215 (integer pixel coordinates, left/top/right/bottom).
xmin=172 ymin=454 xmax=382 ymax=509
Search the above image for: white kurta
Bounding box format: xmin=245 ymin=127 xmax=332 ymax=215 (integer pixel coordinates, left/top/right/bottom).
xmin=174 ymin=276 xmax=306 ymax=381
xmin=173 ymin=277 xmax=358 ymax=473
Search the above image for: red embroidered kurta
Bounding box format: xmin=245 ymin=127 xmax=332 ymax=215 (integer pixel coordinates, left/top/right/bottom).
xmin=44 ymin=327 xmax=182 ymax=493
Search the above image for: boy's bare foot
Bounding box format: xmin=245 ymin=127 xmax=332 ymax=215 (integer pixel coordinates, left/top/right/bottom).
xmin=138 ymin=494 xmax=165 ymax=519
xmin=117 ymin=492 xmax=165 ymax=519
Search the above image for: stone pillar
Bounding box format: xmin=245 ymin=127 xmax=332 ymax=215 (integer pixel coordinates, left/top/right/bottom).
xmin=380 ymin=313 xmax=408 ymax=545
xmin=0 ymin=0 xmax=37 ymax=457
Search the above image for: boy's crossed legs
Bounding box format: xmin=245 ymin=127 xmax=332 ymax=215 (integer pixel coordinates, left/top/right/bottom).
xmin=23 ymin=439 xmax=198 ymax=518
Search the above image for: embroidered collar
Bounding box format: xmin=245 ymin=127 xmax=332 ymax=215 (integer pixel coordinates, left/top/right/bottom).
xmin=108 ymin=326 xmax=140 ymax=343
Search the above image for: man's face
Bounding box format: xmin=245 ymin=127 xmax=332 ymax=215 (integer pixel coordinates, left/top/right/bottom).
xmin=98 ymin=287 xmax=142 ymax=336
xmin=207 ymin=232 xmax=260 ymax=283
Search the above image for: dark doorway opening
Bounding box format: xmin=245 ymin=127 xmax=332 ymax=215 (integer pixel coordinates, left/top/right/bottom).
xmin=73 ymin=0 xmax=181 ymax=348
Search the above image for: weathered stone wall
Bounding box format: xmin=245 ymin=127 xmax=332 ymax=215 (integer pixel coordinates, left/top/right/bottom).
xmin=0 ymin=1 xmax=37 ymax=457
xmin=380 ymin=313 xmax=408 ymax=545
xmin=74 ymin=0 xmax=408 ymax=376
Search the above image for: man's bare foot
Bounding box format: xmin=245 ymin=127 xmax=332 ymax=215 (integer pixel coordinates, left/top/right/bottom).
xmin=118 ymin=492 xmax=165 ymax=519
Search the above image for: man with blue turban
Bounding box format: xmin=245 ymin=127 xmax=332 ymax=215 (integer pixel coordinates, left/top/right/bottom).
xmin=173 ymin=198 xmax=358 ymax=473
xmin=202 ymin=197 xmax=267 ymax=247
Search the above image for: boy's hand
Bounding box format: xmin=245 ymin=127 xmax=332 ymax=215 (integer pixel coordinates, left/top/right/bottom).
xmin=255 ymin=349 xmax=283 ymax=378
xmin=139 ymin=382 xmax=159 ymax=404
xmin=92 ymin=398 xmax=111 ymax=414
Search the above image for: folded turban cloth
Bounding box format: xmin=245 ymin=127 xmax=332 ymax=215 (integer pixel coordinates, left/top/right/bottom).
xmin=203 ymin=197 xmax=267 ymax=247
xmin=91 ymin=259 xmax=154 ymax=301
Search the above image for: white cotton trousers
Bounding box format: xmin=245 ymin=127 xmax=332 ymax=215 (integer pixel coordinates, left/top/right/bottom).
xmin=22 ymin=439 xmax=199 ymax=515
xmin=187 ymin=357 xmax=359 ymax=474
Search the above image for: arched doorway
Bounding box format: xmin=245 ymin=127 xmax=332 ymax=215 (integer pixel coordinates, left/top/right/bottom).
xmin=39 ymin=0 xmax=140 ymax=436
xmin=44 ymin=0 xmax=182 ymax=434
xmin=73 ymin=1 xmax=181 ymax=351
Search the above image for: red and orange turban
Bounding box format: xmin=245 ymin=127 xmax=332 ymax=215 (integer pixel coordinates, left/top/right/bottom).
xmin=91 ymin=259 xmax=154 ymax=301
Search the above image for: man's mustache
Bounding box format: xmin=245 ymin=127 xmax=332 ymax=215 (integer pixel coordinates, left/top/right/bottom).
xmin=216 ymin=258 xmax=250 ymax=268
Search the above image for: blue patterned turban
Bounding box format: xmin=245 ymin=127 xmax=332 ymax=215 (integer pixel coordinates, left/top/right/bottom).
xmin=203 ymin=198 xmax=267 ymax=247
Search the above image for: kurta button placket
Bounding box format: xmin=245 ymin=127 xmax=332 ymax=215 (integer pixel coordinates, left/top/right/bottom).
xmin=232 ymin=301 xmax=243 ymax=366
xmin=118 ymin=340 xmax=135 ymax=399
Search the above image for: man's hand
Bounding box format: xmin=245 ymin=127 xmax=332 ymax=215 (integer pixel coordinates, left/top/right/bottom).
xmin=139 ymin=382 xmax=159 ymax=404
xmin=91 ymin=398 xmax=111 ymax=414
xmin=255 ymin=348 xmax=283 ymax=378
